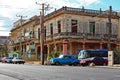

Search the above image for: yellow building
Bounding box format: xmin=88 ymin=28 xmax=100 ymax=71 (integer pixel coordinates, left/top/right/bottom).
xmin=10 ymin=6 xmax=120 ymax=61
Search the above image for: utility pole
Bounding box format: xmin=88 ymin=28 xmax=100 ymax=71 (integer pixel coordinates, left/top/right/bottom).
xmin=36 ymin=3 xmax=45 ymax=65
xmin=40 ymin=3 xmax=45 ymax=65
xmin=36 ymin=2 xmax=52 ymax=65
xmin=108 ymin=6 xmax=112 ymax=51
xmin=16 ymin=15 xmax=27 ymax=57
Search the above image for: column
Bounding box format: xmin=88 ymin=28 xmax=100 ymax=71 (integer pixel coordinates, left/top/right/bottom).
xmin=54 ymin=43 xmax=57 ymax=53
xmin=35 ymin=44 xmax=38 ymax=60
xmin=63 ymin=40 xmax=68 ymax=54
xmin=47 ymin=44 xmax=50 ymax=60
xmin=69 ymin=42 xmax=72 ymax=54
xmin=100 ymin=42 xmax=103 ymax=49
xmin=82 ymin=42 xmax=85 ymax=49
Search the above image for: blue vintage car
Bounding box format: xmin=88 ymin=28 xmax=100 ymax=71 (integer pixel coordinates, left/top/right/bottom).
xmin=49 ymin=54 xmax=80 ymax=66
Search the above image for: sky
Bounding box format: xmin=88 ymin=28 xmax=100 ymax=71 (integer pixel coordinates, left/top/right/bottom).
xmin=0 ymin=0 xmax=120 ymax=36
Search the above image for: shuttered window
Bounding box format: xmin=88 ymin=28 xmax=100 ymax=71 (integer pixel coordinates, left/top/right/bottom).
xmin=57 ymin=21 xmax=61 ymax=33
xmin=71 ymin=19 xmax=77 ymax=33
xmin=50 ymin=23 xmax=53 ymax=35
xmin=89 ymin=22 xmax=95 ymax=34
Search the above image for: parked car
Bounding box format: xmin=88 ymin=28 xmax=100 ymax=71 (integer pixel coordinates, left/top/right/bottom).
xmin=49 ymin=54 xmax=80 ymax=66
xmin=0 ymin=57 xmax=3 ymax=62
xmin=1 ymin=57 xmax=13 ymax=63
xmin=12 ymin=57 xmax=25 ymax=64
xmin=80 ymin=57 xmax=108 ymax=66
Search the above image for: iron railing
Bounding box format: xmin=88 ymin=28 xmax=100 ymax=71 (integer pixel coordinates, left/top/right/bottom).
xmin=46 ymin=32 xmax=118 ymax=41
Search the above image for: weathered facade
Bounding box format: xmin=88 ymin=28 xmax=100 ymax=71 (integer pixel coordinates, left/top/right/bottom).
xmin=10 ymin=7 xmax=120 ymax=61
xmin=0 ymin=36 xmax=10 ymax=57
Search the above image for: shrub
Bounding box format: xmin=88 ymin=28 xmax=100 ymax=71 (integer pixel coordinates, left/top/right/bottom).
xmin=48 ymin=52 xmax=60 ymax=60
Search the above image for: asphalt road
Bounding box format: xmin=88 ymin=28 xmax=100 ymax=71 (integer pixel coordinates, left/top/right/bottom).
xmin=0 ymin=63 xmax=120 ymax=80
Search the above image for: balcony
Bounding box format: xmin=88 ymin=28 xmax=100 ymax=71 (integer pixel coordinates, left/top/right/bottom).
xmin=46 ymin=32 xmax=118 ymax=41
xmin=45 ymin=6 xmax=119 ymax=20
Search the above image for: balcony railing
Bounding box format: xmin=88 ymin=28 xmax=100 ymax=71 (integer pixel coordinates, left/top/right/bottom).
xmin=12 ymin=32 xmax=118 ymax=44
xmin=45 ymin=6 xmax=119 ymax=19
xmin=46 ymin=32 xmax=118 ymax=41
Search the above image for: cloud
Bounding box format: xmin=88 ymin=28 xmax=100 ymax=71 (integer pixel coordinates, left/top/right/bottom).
xmin=0 ymin=19 xmax=10 ymax=36
xmin=39 ymin=0 xmax=100 ymax=9
xmin=0 ymin=0 xmax=39 ymax=19
xmin=0 ymin=31 xmax=10 ymax=36
xmin=0 ymin=0 xmax=101 ymax=36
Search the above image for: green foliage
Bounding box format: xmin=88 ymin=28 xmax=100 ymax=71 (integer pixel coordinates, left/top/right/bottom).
xmin=14 ymin=50 xmax=20 ymax=53
xmin=48 ymin=52 xmax=60 ymax=60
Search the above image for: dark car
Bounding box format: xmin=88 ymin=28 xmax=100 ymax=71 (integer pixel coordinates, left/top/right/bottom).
xmin=1 ymin=57 xmax=13 ymax=63
xmin=49 ymin=54 xmax=80 ymax=66
xmin=12 ymin=57 xmax=25 ymax=64
xmin=80 ymin=57 xmax=108 ymax=66
xmin=0 ymin=57 xmax=3 ymax=62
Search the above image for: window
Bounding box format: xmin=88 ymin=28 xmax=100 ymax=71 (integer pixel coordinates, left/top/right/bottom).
xmin=71 ymin=19 xmax=77 ymax=33
xmin=89 ymin=22 xmax=95 ymax=34
xmin=57 ymin=21 xmax=61 ymax=33
xmin=50 ymin=23 xmax=53 ymax=35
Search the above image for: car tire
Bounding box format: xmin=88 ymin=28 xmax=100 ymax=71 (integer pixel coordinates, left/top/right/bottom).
xmin=69 ymin=64 xmax=72 ymax=66
xmin=103 ymin=63 xmax=107 ymax=66
xmin=55 ymin=61 xmax=60 ymax=65
xmin=72 ymin=62 xmax=78 ymax=66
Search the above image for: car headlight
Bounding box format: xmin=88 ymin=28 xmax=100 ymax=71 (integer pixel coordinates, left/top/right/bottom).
xmin=50 ymin=59 xmax=54 ymax=63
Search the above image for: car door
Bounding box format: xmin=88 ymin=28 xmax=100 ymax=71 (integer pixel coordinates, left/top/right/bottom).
xmin=62 ymin=55 xmax=72 ymax=64
xmin=93 ymin=57 xmax=100 ymax=65
xmin=93 ymin=57 xmax=103 ymax=65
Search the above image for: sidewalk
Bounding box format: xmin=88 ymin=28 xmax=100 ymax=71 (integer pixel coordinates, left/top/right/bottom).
xmin=0 ymin=74 xmax=18 ymax=80
xmin=25 ymin=61 xmax=120 ymax=69
xmin=93 ymin=64 xmax=120 ymax=69
xmin=25 ymin=61 xmax=41 ymax=65
xmin=110 ymin=64 xmax=120 ymax=69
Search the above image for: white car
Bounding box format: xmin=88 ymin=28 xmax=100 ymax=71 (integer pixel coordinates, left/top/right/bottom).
xmin=12 ymin=57 xmax=25 ymax=64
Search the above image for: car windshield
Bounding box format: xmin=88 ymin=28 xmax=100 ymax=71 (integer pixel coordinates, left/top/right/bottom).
xmin=16 ymin=58 xmax=23 ymax=59
xmin=58 ymin=55 xmax=64 ymax=58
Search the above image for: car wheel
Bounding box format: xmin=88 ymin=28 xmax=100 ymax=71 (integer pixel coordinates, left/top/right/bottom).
xmin=72 ymin=62 xmax=78 ymax=66
xmin=69 ymin=64 xmax=72 ymax=66
xmin=103 ymin=63 xmax=107 ymax=66
xmin=81 ymin=64 xmax=86 ymax=67
xmin=55 ymin=61 xmax=60 ymax=65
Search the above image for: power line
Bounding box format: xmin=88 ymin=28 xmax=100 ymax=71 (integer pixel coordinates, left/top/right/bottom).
xmin=0 ymin=5 xmax=26 ymax=9
xmin=15 ymin=3 xmax=39 ymax=18
xmin=0 ymin=30 xmax=10 ymax=32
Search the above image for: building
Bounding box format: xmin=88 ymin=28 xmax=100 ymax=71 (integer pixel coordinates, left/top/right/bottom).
xmin=10 ymin=6 xmax=120 ymax=61
xmin=10 ymin=15 xmax=40 ymax=60
xmin=0 ymin=36 xmax=10 ymax=57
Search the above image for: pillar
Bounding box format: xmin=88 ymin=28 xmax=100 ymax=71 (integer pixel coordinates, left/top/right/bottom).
xmin=82 ymin=42 xmax=85 ymax=49
xmin=63 ymin=40 xmax=68 ymax=54
xmin=35 ymin=45 xmax=38 ymax=60
xmin=69 ymin=42 xmax=72 ymax=54
xmin=100 ymin=42 xmax=103 ymax=49
xmin=54 ymin=43 xmax=57 ymax=52
xmin=108 ymin=51 xmax=114 ymax=67
xmin=47 ymin=44 xmax=50 ymax=61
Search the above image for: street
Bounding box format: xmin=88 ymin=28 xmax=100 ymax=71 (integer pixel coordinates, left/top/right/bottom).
xmin=0 ymin=63 xmax=120 ymax=80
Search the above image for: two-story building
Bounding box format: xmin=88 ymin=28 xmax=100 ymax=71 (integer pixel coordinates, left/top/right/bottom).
xmin=10 ymin=6 xmax=120 ymax=61
xmin=0 ymin=36 xmax=10 ymax=57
